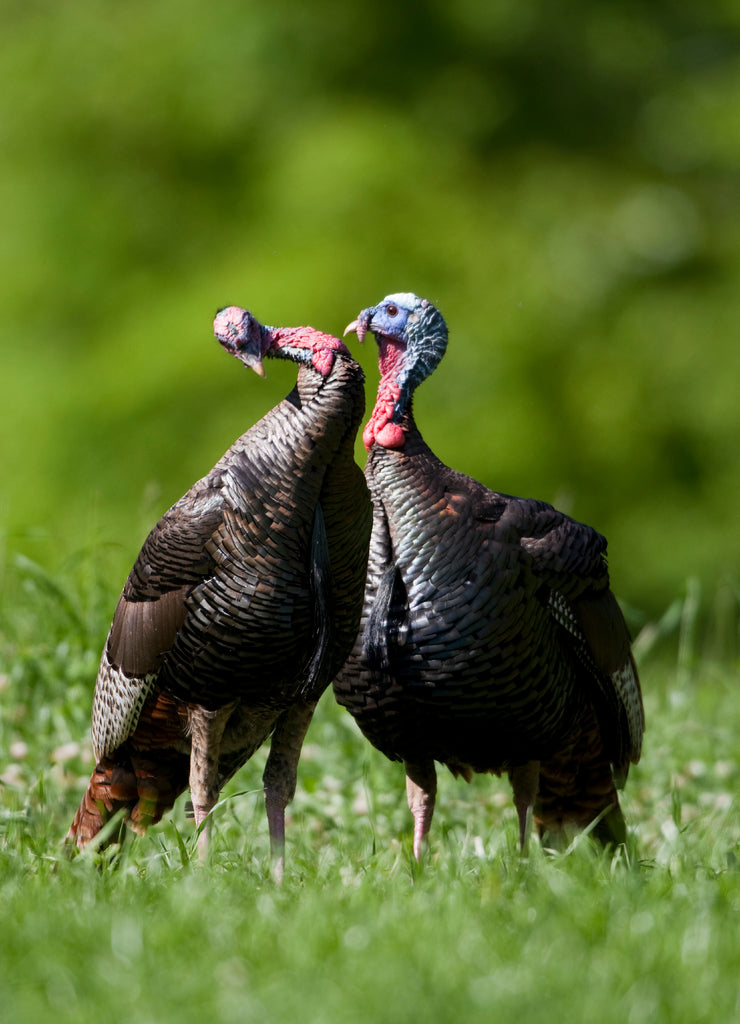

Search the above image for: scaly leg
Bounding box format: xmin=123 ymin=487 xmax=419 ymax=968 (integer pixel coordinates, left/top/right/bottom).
xmin=508 ymin=760 xmax=540 ymax=853
xmin=263 ymin=700 xmax=316 ymax=883
xmin=405 ymin=759 xmax=437 ymax=860
xmin=188 ymin=701 xmax=237 ymax=859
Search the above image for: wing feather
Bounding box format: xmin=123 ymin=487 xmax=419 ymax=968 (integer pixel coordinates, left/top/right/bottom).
xmin=517 ymin=501 xmax=644 ymax=773
xmin=91 ymin=483 xmax=226 ymax=759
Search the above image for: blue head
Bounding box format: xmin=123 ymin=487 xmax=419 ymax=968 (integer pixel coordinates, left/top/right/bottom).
xmin=345 ymin=292 xmax=448 ymax=421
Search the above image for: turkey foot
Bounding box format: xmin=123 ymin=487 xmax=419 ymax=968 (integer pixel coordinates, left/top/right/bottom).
xmin=405 ymin=760 xmax=437 ymax=860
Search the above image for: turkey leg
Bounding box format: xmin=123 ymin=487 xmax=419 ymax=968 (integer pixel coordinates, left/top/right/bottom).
xmin=508 ymin=760 xmax=540 ymax=853
xmin=263 ymin=700 xmax=316 ymax=882
xmin=188 ymin=701 xmax=238 ymax=857
xmin=405 ymin=759 xmax=437 ymax=860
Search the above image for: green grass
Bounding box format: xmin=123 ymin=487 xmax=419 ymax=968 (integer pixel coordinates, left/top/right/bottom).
xmin=1 ymin=554 xmax=739 ymax=1024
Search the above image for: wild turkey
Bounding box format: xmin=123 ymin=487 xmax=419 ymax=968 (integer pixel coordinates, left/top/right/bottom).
xmin=67 ymin=306 xmax=371 ymax=875
xmin=333 ymin=292 xmax=644 ymax=856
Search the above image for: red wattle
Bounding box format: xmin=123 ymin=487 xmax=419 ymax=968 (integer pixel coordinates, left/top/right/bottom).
xmin=362 ymin=421 xmax=375 ymax=450
xmin=375 ymin=422 xmax=406 ymax=448
xmin=364 ymin=373 xmax=406 ymax=450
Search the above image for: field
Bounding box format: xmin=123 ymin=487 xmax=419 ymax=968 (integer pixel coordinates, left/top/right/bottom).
xmin=2 ymin=4 xmax=740 ymax=1021
xmin=1 ymin=554 xmax=738 ymax=1024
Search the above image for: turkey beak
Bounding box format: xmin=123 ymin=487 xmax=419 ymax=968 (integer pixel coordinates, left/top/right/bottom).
xmin=238 ymin=350 xmax=266 ymax=377
xmin=344 ymin=307 xmax=374 ymax=344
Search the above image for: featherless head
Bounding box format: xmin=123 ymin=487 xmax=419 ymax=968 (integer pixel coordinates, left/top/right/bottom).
xmin=214 ymin=306 xmax=267 ymax=377
xmin=345 ymin=293 xmax=448 ymax=449
xmin=214 ymin=306 xmax=349 ymax=378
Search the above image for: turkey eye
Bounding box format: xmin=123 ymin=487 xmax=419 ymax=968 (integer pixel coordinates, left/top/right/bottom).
xmin=386 ymin=304 xmax=398 ymax=317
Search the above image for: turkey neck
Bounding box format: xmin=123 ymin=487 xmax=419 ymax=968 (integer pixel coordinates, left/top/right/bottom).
xmin=283 ymin=351 xmax=367 ymax=452
xmin=225 ymin=350 xmax=367 ymax=493
xmin=365 ymin=407 xmax=439 ymax=482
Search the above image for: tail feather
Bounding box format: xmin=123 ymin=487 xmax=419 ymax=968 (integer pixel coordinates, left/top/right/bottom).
xmin=66 ymin=750 xmax=189 ymax=850
xmin=535 ymin=714 xmax=626 ymax=847
xmin=66 ymin=762 xmax=121 ymax=849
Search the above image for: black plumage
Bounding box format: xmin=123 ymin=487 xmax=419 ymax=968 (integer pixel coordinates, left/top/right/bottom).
xmin=333 ymin=292 xmax=643 ymax=855
xmin=68 ymin=306 xmax=371 ymax=874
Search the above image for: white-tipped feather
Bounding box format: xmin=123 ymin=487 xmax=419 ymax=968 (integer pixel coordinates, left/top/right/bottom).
xmin=611 ymin=660 xmax=644 ymax=762
xmin=90 ymin=649 xmax=156 ymax=761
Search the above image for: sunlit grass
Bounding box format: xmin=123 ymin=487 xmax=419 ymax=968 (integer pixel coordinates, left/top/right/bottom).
xmin=1 ymin=554 xmax=739 ymax=1024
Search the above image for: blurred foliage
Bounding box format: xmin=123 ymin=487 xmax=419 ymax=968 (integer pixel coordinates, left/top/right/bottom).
xmin=1 ymin=0 xmax=740 ymax=629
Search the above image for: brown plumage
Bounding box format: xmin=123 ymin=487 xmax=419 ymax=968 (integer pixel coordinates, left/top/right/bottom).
xmin=68 ymin=307 xmax=371 ymax=873
xmin=333 ymin=293 xmax=644 ymax=856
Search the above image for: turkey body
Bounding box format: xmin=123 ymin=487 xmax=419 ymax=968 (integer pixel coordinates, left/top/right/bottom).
xmin=68 ymin=312 xmax=371 ymax=871
xmin=333 ymin=293 xmax=643 ymax=854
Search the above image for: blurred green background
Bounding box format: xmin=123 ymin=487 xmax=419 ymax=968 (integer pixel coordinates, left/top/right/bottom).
xmin=1 ymin=0 xmax=739 ymax=646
